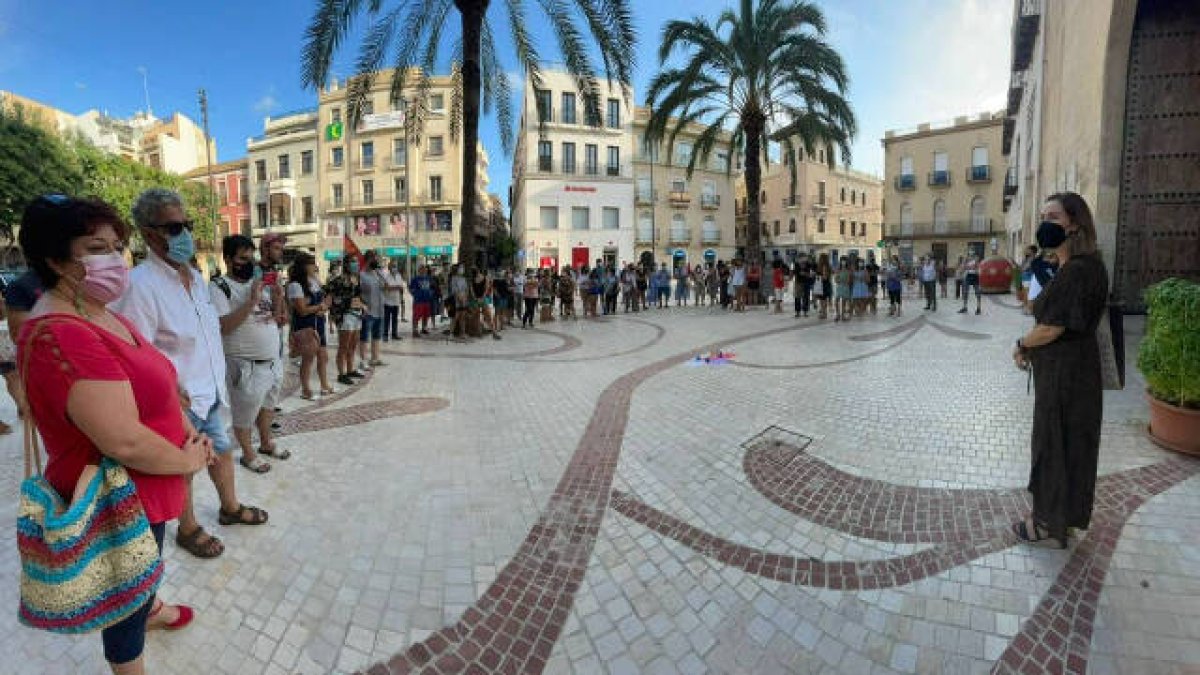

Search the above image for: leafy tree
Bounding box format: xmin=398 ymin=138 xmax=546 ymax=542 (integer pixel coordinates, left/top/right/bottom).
xmin=645 ymin=0 xmax=856 ymax=266
xmin=301 ymin=0 xmax=636 ymax=267
xmin=0 ymin=105 xmax=84 ymax=241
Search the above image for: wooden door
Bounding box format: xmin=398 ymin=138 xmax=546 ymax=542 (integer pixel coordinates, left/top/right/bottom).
xmin=1116 ymin=0 xmax=1200 ymax=311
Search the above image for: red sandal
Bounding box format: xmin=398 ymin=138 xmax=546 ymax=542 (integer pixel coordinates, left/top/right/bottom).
xmin=148 ymin=600 xmax=195 ymax=631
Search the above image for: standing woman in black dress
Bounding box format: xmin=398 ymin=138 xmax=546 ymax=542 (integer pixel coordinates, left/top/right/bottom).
xmin=1012 ymin=192 xmax=1109 ymax=548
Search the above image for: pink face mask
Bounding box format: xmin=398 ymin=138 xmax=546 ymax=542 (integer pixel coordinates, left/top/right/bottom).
xmin=79 ymin=253 xmax=130 ymax=304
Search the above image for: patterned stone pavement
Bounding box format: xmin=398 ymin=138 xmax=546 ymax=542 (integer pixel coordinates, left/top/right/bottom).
xmin=1 ymin=289 xmax=1197 ymax=674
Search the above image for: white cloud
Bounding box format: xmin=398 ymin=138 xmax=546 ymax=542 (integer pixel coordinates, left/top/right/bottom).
xmin=74 ymin=81 xmax=87 ymax=90
xmin=253 ymin=87 xmax=279 ymax=114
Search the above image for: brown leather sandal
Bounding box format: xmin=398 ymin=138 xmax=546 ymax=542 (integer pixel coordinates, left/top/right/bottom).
xmin=175 ymin=526 xmax=224 ymax=558
xmin=218 ymin=504 xmax=269 ymax=526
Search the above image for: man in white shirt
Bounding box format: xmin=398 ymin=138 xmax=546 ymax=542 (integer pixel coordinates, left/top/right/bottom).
xmin=114 ymin=189 xmax=267 ymax=560
xmin=380 ymin=260 xmax=406 ymax=341
xmin=210 ymin=235 xmax=285 ymax=475
xmin=920 ymin=255 xmax=939 ymax=311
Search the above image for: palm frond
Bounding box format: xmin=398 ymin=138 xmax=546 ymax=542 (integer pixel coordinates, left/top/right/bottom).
xmin=301 ymin=0 xmax=371 ymax=89
xmin=345 ymin=4 xmax=404 ymax=126
xmin=448 ymin=59 xmax=463 ymax=142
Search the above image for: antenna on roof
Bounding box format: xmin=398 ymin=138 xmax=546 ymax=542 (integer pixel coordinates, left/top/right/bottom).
xmin=137 ymin=66 xmax=153 ymax=117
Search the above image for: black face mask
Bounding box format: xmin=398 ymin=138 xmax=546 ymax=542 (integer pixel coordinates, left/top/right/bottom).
xmin=231 ymin=261 xmax=255 ymax=281
xmin=1036 ymin=220 xmax=1068 ymax=250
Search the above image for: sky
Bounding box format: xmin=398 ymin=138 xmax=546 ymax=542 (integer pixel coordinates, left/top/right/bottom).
xmin=0 ymin=0 xmax=1012 ymax=208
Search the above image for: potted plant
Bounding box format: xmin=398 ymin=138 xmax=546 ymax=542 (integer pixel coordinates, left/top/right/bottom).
xmin=1137 ymin=278 xmax=1200 ymax=455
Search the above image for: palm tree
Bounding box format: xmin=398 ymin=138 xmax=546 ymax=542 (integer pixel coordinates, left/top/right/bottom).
xmin=644 ymin=0 xmax=856 ymax=267
xmin=302 ymin=0 xmax=636 ymax=268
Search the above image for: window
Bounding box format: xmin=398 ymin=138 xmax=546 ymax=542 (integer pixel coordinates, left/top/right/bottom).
xmin=562 ymin=142 xmax=576 ymax=174
xmin=900 ymin=203 xmax=913 ymax=235
xmin=602 ymin=207 xmax=619 ymax=230
xmin=839 ymin=219 xmax=846 ymax=235
xmin=970 ymin=196 xmax=987 ymax=232
xmin=584 ymin=144 xmax=598 ymax=175
xmin=535 ymin=89 xmax=552 ymax=122
xmin=360 ymin=98 xmax=374 ymax=115
xmin=277 ymin=154 xmax=291 ymax=178
xmin=671 ymin=213 xmax=687 ymax=240
xmin=392 ymin=139 xmax=407 ymax=166
xmin=391 ymin=96 xmax=407 ymax=112
xmin=675 ymin=141 xmax=693 ymax=166
xmin=607 ymin=98 xmax=620 ymax=128
xmin=818 ymin=149 xmax=825 ymax=163
xmin=429 ymin=176 xmax=442 ymax=202
xmin=428 ymin=136 xmax=444 ymax=156
xmin=332 ymin=108 xmax=342 ymax=125
xmin=360 ymin=142 xmax=374 ymax=168
xmin=331 ymin=147 xmax=344 ymax=168
xmin=818 ymin=180 xmax=826 ymax=205
xmin=932 ymin=151 xmax=949 ymax=185
xmin=971 ymin=146 xmax=990 ymax=181
xmin=362 ymin=179 xmax=374 ymax=205
xmin=394 ymin=177 xmax=406 ymax=201
xmin=301 ymin=150 xmax=314 ymax=175
xmin=240 ymin=218 xmax=250 ymax=234
xmin=607 ymin=146 xmax=620 ymax=176
xmin=332 ymin=183 xmax=344 ymax=207
xmin=703 ymin=215 xmax=718 ymax=241
xmin=840 ymin=187 xmax=846 ymax=203
xmin=572 ymin=206 xmax=589 ymax=230
xmin=851 ymin=190 xmax=856 ymax=205
xmin=862 ymin=192 xmax=868 ymax=206
xmin=638 ymin=211 xmax=652 ymax=240
xmin=583 ymin=94 xmax=601 ymax=126
xmin=538 ymin=141 xmax=553 ymax=172
xmin=255 ymin=160 xmax=266 ymax=181
xmin=715 ymin=151 xmax=728 ymax=171
xmin=671 ymin=178 xmax=686 ymax=193
xmin=256 ymin=203 xmax=267 ymax=228
xmin=239 ymin=177 xmax=248 ymax=203
xmin=429 ymin=93 xmax=445 ymax=112
xmin=789 ymin=218 xmax=796 ymax=233
xmin=561 ymin=92 xmax=576 ymax=124
xmin=539 ymin=206 xmax=558 ymax=230
xmin=860 ymin=222 xmax=867 ymax=236
xmin=773 ymin=221 xmax=780 ymax=236
xmin=217 ymin=181 xmax=228 ymax=205
xmin=818 ymin=218 xmax=826 ymax=233
xmin=933 ymin=199 xmax=948 ymax=234
xmin=302 ymin=196 xmax=314 ymax=223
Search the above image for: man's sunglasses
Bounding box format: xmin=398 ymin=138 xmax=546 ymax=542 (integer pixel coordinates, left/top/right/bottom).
xmin=149 ymin=220 xmax=194 ymax=236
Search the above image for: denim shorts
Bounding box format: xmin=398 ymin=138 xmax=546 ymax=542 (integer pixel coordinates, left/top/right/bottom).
xmin=185 ymin=401 xmax=232 ymax=455
xmin=359 ymin=314 xmax=382 ymax=341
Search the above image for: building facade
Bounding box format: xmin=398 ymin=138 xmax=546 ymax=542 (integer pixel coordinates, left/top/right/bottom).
xmin=246 ymin=109 xmax=322 ymax=255
xmin=511 ymin=70 xmax=635 ymax=270
xmin=882 ymin=113 xmax=1007 ymax=266
xmin=138 ymin=112 xmax=217 ymax=175
xmin=183 ymin=158 xmax=250 ymax=241
xmin=1002 ymin=0 xmax=1199 ymax=311
xmin=316 ymin=70 xmax=476 ymax=267
xmin=631 ymin=107 xmax=737 ymax=268
xmin=742 ymin=150 xmax=883 ymax=265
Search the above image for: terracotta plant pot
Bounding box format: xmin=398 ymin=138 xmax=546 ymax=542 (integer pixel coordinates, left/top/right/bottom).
xmin=1146 ymin=391 xmax=1200 ymax=456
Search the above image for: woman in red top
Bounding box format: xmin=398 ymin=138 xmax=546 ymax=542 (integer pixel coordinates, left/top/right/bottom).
xmin=17 ymin=195 xmax=212 ymax=674
xmin=771 ymin=259 xmax=787 ymax=313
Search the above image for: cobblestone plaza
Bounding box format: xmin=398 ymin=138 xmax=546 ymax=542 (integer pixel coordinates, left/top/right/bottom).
xmin=2 ymin=293 xmax=1197 ymax=674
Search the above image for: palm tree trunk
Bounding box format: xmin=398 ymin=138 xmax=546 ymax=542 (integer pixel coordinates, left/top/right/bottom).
xmin=455 ymin=0 xmax=487 ymax=269
xmin=743 ymin=114 xmax=764 ymax=268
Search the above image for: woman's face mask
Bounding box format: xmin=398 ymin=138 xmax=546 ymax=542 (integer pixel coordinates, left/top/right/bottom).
xmin=1036 ymin=220 xmax=1068 ymax=249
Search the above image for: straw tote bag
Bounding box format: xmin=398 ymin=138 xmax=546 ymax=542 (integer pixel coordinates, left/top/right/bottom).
xmin=16 ymin=319 xmax=163 ymax=633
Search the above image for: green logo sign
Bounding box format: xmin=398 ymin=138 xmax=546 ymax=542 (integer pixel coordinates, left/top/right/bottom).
xmin=325 ymin=122 xmax=344 ymax=141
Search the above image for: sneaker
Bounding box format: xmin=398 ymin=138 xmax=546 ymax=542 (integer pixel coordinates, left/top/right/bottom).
xmin=958 ymin=307 xmax=967 ymax=314
xmin=347 ymin=370 xmax=365 ymax=379
xmin=337 ymin=374 xmax=354 ymax=385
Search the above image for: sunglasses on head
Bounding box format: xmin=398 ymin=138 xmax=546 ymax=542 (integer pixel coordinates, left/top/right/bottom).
xmin=150 ymin=220 xmax=194 ymax=236
xmin=39 ymin=193 xmax=71 ymax=205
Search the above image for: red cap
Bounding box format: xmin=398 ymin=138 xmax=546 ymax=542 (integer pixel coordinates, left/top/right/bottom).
xmin=261 ymin=232 xmax=288 ymax=248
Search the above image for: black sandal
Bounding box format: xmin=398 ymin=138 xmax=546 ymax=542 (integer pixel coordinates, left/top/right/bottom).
xmin=1012 ymin=517 xmax=1067 ymax=549
xmin=218 ymin=504 xmax=269 ymax=526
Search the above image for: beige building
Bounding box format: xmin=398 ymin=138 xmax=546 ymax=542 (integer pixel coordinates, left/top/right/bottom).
xmin=631 ymin=106 xmax=738 ymax=267
xmin=138 ymin=112 xmax=217 ymax=174
xmin=882 ymin=113 xmax=1007 ymax=266
xmin=511 ymin=70 xmax=635 ymax=270
xmin=741 ymin=150 xmax=883 ymax=265
xmin=246 ymin=109 xmax=322 ymax=254
xmin=317 ymin=70 xmax=479 ymax=267
xmin=1002 ymin=0 xmax=1199 ymax=311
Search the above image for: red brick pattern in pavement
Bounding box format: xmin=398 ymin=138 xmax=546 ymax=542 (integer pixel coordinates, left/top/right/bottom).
xmin=274 ymin=397 xmax=449 ymax=438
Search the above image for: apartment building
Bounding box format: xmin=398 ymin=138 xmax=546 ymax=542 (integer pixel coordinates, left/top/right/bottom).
xmin=510 ymin=70 xmax=635 ymax=270
xmin=138 ymin=112 xmax=218 ymax=174
xmin=246 ymin=109 xmax=322 ymax=255
xmin=1002 ymin=0 xmax=1199 ymax=311
xmin=631 ymin=107 xmax=737 ymax=268
xmin=182 ymin=158 xmax=250 ymax=241
xmin=317 ymin=70 xmax=476 ymax=266
xmin=740 ymin=148 xmax=883 ymax=265
xmin=882 ymin=113 xmax=1007 ymax=266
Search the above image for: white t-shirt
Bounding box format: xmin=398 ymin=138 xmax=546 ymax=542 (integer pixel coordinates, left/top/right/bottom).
xmin=380 ymin=270 xmax=405 ymax=306
xmin=210 ymin=276 xmax=281 ymax=361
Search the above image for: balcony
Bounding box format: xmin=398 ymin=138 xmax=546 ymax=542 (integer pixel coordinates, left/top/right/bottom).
xmin=326 ymin=162 xmax=345 ymax=172
xmin=668 ymin=229 xmax=691 ymax=245
xmin=894 ymin=174 xmax=917 ymax=191
xmin=780 ymin=195 xmax=800 ymax=209
xmin=386 ymin=155 xmax=408 ymax=170
xmin=1004 ymin=167 xmax=1019 ymax=197
xmin=927 ymin=171 xmax=952 ymax=188
xmin=635 ymin=227 xmax=653 ymax=244
xmin=356 ymin=158 xmax=377 ymax=173
xmin=702 ymin=229 xmax=721 ymax=244
xmin=1008 ymin=70 xmax=1027 ymax=116
xmin=883 ymin=219 xmax=997 ymax=239
xmin=668 ymin=191 xmax=691 ymax=207
xmin=701 ymin=194 xmax=721 ymax=210
xmin=538 ymin=157 xmax=553 ymax=172
xmin=1011 ymin=0 xmax=1041 ymax=72
xmin=1002 ymin=117 xmax=1016 ymax=155
xmin=636 ymin=189 xmax=656 ymax=205
xmin=966 ymin=165 xmax=991 ymax=183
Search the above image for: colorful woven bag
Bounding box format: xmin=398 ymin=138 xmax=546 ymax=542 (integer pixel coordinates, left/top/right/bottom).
xmin=16 ymin=320 xmax=164 ymax=634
